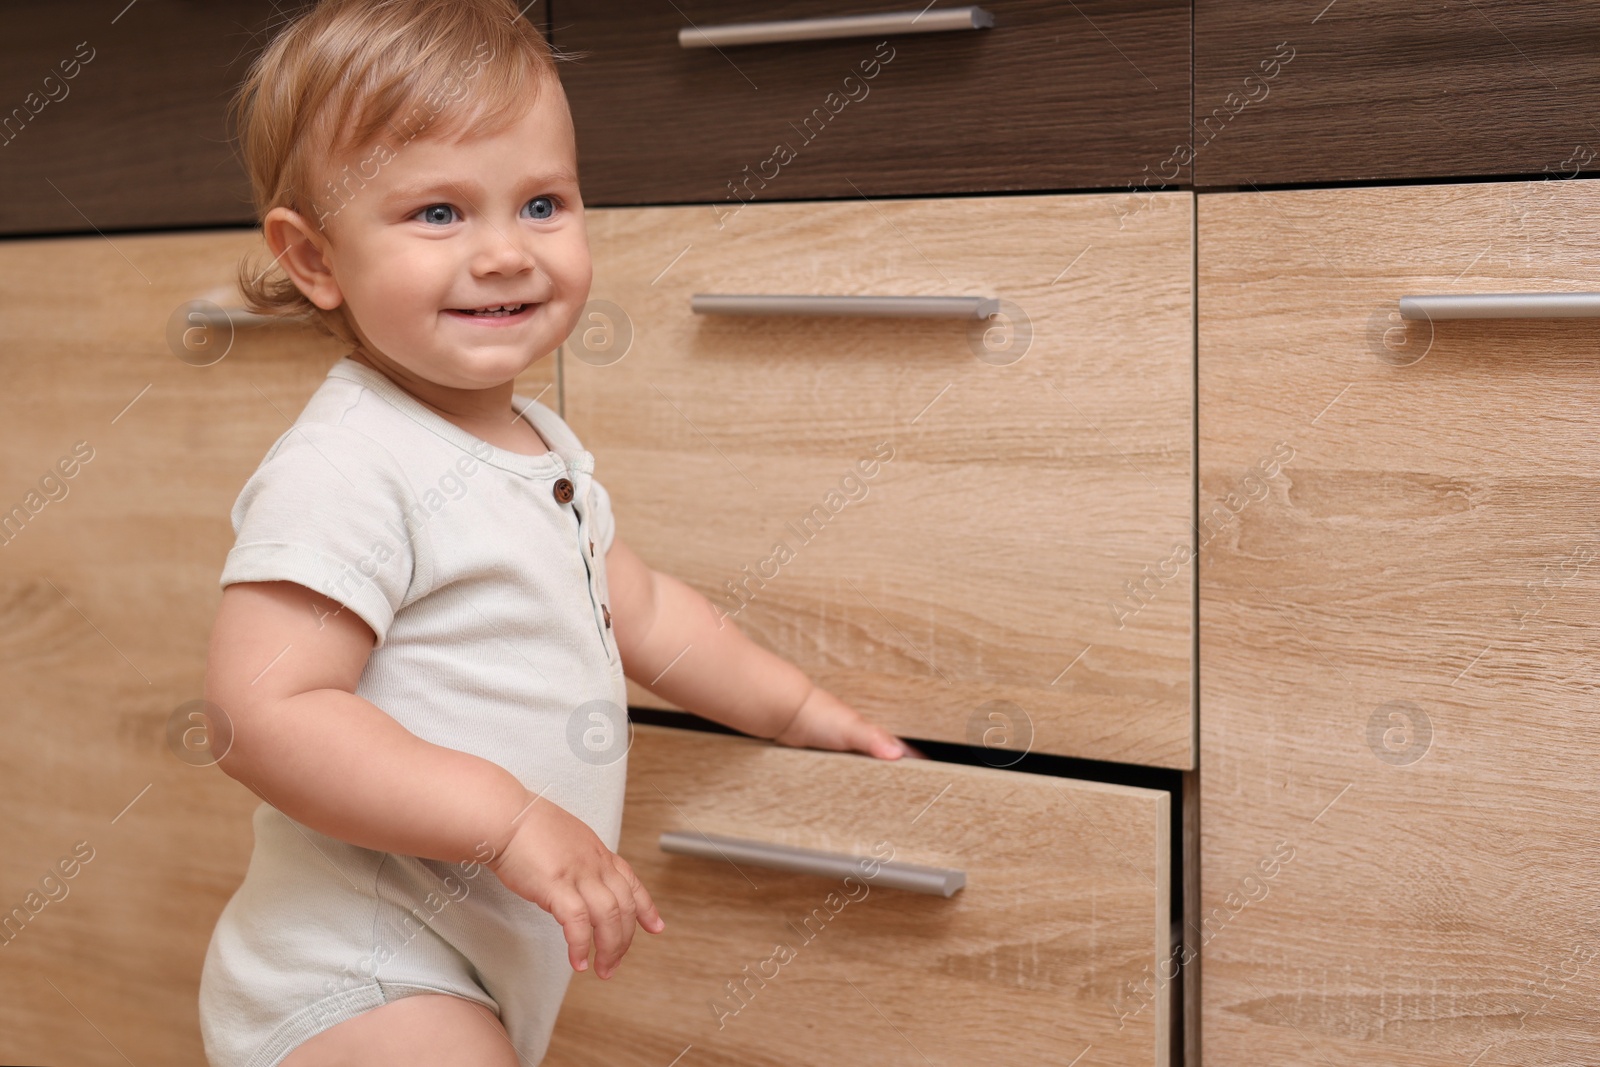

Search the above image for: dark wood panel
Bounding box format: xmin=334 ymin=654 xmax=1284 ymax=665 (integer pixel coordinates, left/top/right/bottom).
xmin=0 ymin=1 xmax=291 ymax=236
xmin=1194 ymin=0 xmax=1600 ymax=187
xmin=551 ymin=0 xmax=1190 ymax=205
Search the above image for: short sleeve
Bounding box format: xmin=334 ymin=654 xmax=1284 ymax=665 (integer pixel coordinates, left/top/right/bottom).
xmin=588 ymin=475 xmax=618 ymax=555
xmin=220 ymin=423 xmax=425 ymax=648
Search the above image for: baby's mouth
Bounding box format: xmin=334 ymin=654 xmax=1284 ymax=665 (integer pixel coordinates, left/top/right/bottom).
xmin=450 ymin=303 xmax=531 ymax=318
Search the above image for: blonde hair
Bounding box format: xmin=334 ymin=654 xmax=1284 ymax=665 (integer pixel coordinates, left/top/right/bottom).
xmin=231 ymin=0 xmax=570 ymax=340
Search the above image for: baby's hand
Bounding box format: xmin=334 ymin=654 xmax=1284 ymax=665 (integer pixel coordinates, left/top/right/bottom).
xmin=485 ymin=792 xmax=664 ymax=979
xmin=771 ymin=685 xmax=925 ymax=759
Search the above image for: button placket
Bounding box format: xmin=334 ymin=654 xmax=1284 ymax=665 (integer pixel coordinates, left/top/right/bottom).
xmin=568 ymin=474 xmax=617 ymax=665
xmin=525 ymin=430 xmax=619 ymax=669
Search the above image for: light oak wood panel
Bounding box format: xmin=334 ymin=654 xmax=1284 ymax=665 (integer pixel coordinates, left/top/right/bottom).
xmin=546 ymin=724 xmax=1174 ymax=1066
xmin=1198 ymin=178 xmax=1600 ymax=1066
xmin=562 ymin=193 xmax=1196 ymax=768
xmin=0 ymin=229 xmax=554 ymax=1065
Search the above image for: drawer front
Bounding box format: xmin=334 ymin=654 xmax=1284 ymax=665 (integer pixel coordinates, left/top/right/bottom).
xmin=562 ymin=193 xmax=1195 ymax=768
xmin=0 ymin=1 xmax=282 ymax=236
xmin=1199 ymin=179 xmax=1600 ymax=1064
xmin=545 ymin=724 xmax=1173 ymax=1066
xmin=553 ymin=0 xmax=1190 ymax=204
xmin=0 ymin=230 xmax=556 ymax=1065
xmin=1193 ymin=2 xmax=1600 ymax=187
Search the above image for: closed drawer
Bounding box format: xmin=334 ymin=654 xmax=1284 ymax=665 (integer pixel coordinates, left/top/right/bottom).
xmin=1199 ymin=179 xmax=1600 ymax=1063
xmin=1193 ymin=2 xmax=1600 ymax=187
xmin=553 ymin=0 xmax=1191 ymax=204
xmin=545 ymin=724 xmax=1175 ymax=1066
xmin=562 ymin=192 xmax=1195 ymax=768
xmin=0 ymin=1 xmax=280 ymax=236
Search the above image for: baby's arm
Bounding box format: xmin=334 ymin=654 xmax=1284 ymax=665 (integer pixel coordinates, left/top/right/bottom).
xmin=206 ymin=580 xmax=662 ymax=978
xmin=605 ymin=535 xmax=914 ymax=760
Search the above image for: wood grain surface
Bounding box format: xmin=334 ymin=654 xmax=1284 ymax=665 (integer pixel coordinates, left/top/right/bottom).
xmin=0 ymin=1 xmax=290 ymax=236
xmin=551 ymin=0 xmax=1191 ymax=204
xmin=1193 ymin=0 xmax=1600 ymax=187
xmin=562 ymin=192 xmax=1197 ymax=768
xmin=1198 ymin=177 xmax=1600 ymax=1065
xmin=0 ymin=229 xmax=554 ymax=1065
xmin=546 ymin=724 xmax=1174 ymax=1067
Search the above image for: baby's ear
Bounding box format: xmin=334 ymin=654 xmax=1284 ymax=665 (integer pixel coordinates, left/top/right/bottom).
xmin=263 ymin=206 xmax=343 ymax=311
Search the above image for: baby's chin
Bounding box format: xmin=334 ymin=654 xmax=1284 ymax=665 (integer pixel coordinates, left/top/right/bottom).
xmin=434 ymin=349 xmax=551 ymax=389
xmin=370 ymin=342 xmax=551 ymax=392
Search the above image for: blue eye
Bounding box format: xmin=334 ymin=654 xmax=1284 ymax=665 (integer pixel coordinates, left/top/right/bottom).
xmin=417 ymin=204 xmax=456 ymax=225
xmin=523 ymin=196 xmax=555 ymax=220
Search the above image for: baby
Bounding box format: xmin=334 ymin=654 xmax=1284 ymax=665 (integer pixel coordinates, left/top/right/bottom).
xmin=197 ymin=2 xmax=914 ymax=1064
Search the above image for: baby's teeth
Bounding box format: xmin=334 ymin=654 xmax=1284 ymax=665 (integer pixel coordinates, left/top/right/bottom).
xmin=458 ymin=303 xmax=525 ymax=315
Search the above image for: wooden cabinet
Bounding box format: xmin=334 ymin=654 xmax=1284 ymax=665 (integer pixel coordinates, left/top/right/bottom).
xmin=0 ymin=230 xmax=555 ymax=1065
xmin=1193 ymin=1 xmax=1600 ymax=187
xmin=546 ymin=724 xmax=1175 ymax=1066
xmin=0 ymin=1 xmax=286 ymax=236
xmin=551 ymin=0 xmax=1191 ymax=204
xmin=1198 ymin=178 xmax=1600 ymax=1064
xmin=561 ymin=192 xmax=1196 ymax=768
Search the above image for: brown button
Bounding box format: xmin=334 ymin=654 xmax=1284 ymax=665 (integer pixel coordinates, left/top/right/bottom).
xmin=602 ymin=604 xmax=611 ymax=629
xmin=552 ymin=478 xmax=574 ymax=504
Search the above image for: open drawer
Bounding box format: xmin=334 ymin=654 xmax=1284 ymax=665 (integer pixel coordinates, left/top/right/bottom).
xmin=544 ymin=724 xmax=1175 ymax=1066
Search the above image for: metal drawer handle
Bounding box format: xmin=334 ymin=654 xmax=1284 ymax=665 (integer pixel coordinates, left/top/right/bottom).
xmin=1398 ymin=293 xmax=1600 ymax=320
xmin=174 ymin=300 xmax=289 ymax=329
xmin=679 ymin=6 xmax=993 ymax=48
xmin=692 ymin=293 xmax=999 ymax=319
xmin=659 ymin=830 xmax=966 ymax=897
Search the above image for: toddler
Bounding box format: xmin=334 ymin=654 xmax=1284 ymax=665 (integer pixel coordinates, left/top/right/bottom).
xmin=197 ymin=2 xmax=913 ymax=1064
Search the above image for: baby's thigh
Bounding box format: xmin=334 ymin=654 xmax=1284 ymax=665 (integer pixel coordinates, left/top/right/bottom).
xmin=281 ymin=993 xmax=519 ymax=1067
